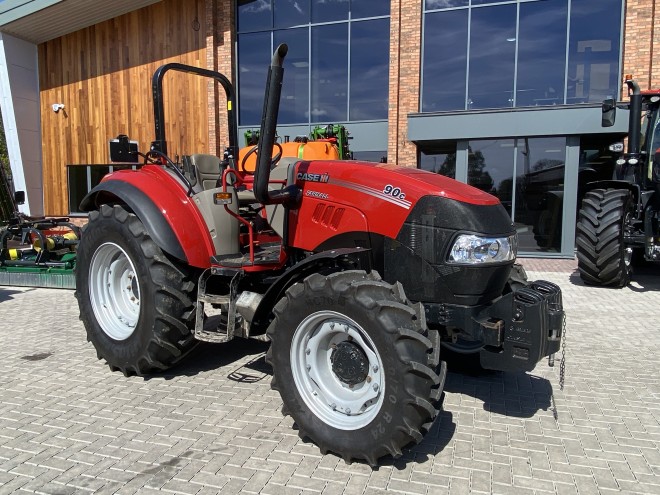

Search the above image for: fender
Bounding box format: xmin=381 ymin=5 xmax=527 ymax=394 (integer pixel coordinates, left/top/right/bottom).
xmin=583 ymin=180 xmax=640 ymax=204
xmin=249 ymin=247 xmax=371 ymax=335
xmin=79 ymin=166 xmax=215 ymax=268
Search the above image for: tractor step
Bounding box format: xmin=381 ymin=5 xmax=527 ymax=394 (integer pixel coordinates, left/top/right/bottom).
xmin=211 ymin=243 xmax=281 ymax=268
xmin=195 ymin=318 xmax=235 ymax=343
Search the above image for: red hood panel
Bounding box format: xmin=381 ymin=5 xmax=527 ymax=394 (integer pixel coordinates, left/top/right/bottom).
xmin=288 ymin=160 xmax=503 ymax=250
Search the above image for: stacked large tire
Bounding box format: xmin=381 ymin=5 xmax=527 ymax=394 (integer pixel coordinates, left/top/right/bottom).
xmin=76 ymin=204 xmax=198 ymax=376
xmin=576 ymin=188 xmax=633 ymax=287
xmin=266 ymin=270 xmax=445 ymax=466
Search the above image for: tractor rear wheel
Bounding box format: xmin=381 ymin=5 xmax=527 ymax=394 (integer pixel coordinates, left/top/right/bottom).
xmin=76 ymin=204 xmax=198 ymax=375
xmin=576 ymin=188 xmax=633 ymax=287
xmin=266 ymin=270 xmax=444 ymax=466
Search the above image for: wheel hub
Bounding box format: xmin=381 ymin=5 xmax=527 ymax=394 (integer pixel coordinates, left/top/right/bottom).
xmin=330 ymin=341 xmax=369 ymax=386
xmin=89 ymin=242 xmax=141 ymax=341
xmin=290 ymin=311 xmax=385 ymax=430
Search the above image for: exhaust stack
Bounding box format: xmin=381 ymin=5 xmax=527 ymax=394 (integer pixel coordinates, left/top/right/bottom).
xmin=625 ymin=78 xmax=642 ymax=157
xmin=254 ymin=44 xmax=300 ymax=206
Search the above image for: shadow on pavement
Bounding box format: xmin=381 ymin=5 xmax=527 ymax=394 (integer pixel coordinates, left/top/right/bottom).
xmin=152 ymin=338 xmax=270 ymax=380
xmin=0 ymin=287 xmax=29 ymax=303
xmin=441 ymin=350 xmax=553 ymax=418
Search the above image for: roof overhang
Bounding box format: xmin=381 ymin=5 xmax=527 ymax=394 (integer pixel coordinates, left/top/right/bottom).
xmin=408 ymin=104 xmax=631 ymax=144
xmin=0 ymin=0 xmax=162 ymax=44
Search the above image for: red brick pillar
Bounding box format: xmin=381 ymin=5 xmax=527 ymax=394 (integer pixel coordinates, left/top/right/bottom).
xmin=206 ymin=0 xmax=235 ymax=156
xmin=622 ymin=0 xmax=657 ymax=92
xmin=387 ymin=0 xmax=422 ymax=167
xmin=651 ymin=1 xmax=660 ymax=88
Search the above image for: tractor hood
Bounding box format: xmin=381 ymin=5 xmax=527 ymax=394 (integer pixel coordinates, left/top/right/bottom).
xmin=288 ymin=159 xmax=509 ymax=245
xmin=288 ymin=159 xmax=516 ymax=305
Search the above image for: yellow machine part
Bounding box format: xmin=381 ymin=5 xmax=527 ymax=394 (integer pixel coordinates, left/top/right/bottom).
xmin=238 ymin=141 xmax=340 ymax=172
xmin=33 ymin=232 xmax=78 ymax=252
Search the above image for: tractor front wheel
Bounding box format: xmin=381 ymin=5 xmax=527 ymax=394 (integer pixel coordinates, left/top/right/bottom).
xmin=576 ymin=188 xmax=633 ymax=287
xmin=75 ymin=204 xmax=198 ymax=375
xmin=266 ymin=270 xmax=444 ymax=465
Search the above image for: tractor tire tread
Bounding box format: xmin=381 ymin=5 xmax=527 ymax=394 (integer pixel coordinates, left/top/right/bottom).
xmin=266 ymin=270 xmax=443 ymax=466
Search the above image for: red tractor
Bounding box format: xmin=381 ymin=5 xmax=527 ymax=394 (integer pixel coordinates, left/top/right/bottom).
xmin=75 ymin=45 xmax=564 ymax=465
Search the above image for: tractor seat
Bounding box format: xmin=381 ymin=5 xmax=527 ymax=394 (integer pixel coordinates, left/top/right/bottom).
xmin=189 ymin=154 xmax=223 ymax=191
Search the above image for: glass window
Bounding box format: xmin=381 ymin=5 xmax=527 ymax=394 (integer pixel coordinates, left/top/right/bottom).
xmin=422 ymin=9 xmax=468 ymax=112
xmin=468 ymin=4 xmax=516 ymax=110
xmin=312 ymin=0 xmax=348 ymax=23
xmin=238 ymin=0 xmax=272 ymax=32
xmin=352 ymin=151 xmax=387 ymax=162
xmin=311 ymin=24 xmax=348 ymax=122
xmin=351 ymin=0 xmax=389 ymax=19
xmin=516 ymin=0 xmax=567 ymax=107
xmin=350 ymin=19 xmax=389 ymax=120
xmin=89 ymin=166 xmax=109 ymax=192
xmin=470 ymin=0 xmax=503 ymax=5
xmin=238 ymin=32 xmax=271 ymax=126
xmin=275 ymin=28 xmax=309 ymax=124
xmin=467 ymin=139 xmax=514 ymax=216
xmin=515 ymin=137 xmax=566 ymax=252
xmin=567 ymin=0 xmax=622 ymax=104
xmin=419 ymin=148 xmax=456 ymax=178
xmin=67 ymin=166 xmax=88 ymax=214
xmin=274 ymin=0 xmax=310 ymax=28
xmin=425 ymin=0 xmax=468 ymax=10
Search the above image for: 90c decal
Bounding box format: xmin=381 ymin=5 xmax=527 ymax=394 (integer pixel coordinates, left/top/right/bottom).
xmin=383 ymin=184 xmax=406 ymax=200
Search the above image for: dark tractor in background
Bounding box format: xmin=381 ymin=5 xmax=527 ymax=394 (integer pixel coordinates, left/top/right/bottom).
xmin=577 ymin=78 xmax=660 ymax=286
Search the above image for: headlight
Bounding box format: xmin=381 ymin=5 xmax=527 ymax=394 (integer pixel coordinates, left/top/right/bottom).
xmin=447 ymin=233 xmax=517 ymax=264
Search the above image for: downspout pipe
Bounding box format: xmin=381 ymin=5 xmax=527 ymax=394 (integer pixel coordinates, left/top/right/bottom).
xmin=254 ymin=44 xmax=300 ymax=206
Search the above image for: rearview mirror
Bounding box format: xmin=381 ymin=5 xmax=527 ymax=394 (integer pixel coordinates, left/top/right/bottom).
xmin=14 ymin=191 xmax=25 ymax=205
xmin=602 ymin=99 xmax=617 ymax=127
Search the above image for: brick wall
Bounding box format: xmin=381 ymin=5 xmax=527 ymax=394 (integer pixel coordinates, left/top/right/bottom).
xmin=387 ymin=0 xmax=422 ymax=167
xmin=206 ymin=0 xmax=235 ymax=156
xmin=622 ymin=0 xmax=659 ymax=92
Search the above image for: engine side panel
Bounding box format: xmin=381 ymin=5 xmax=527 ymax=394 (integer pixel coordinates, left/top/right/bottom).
xmin=288 ymin=160 xmax=502 ymax=251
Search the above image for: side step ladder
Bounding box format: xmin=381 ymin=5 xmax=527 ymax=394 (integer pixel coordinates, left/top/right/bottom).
xmin=194 ymin=268 xmax=242 ymax=343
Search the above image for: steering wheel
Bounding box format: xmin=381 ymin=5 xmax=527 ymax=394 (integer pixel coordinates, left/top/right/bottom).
xmin=240 ymin=142 xmax=283 ymax=174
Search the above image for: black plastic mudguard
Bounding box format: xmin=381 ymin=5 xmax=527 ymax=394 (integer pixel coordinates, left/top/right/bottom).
xmin=79 ymin=181 xmax=187 ymax=262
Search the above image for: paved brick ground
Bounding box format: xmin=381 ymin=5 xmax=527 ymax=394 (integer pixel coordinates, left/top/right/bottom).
xmin=1 ymin=260 xmax=659 ymax=494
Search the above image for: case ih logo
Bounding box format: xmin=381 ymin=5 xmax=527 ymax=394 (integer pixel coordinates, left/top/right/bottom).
xmin=297 ymin=172 xmax=330 ymax=183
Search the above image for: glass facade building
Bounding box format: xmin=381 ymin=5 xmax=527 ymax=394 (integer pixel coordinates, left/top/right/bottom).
xmin=421 ymin=0 xmax=623 ymax=112
xmin=236 ymin=0 xmax=390 ymax=159
xmin=235 ymin=0 xmax=628 ymax=257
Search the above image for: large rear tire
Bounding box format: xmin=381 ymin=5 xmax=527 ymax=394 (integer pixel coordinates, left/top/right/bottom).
xmin=266 ymin=270 xmax=444 ymax=466
xmin=75 ymin=204 xmax=198 ymax=375
xmin=576 ymin=188 xmax=633 ymax=287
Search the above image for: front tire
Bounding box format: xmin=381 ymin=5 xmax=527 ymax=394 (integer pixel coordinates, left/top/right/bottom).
xmin=266 ymin=270 xmax=444 ymax=465
xmin=576 ymin=188 xmax=633 ymax=287
xmin=75 ymin=204 xmax=198 ymax=375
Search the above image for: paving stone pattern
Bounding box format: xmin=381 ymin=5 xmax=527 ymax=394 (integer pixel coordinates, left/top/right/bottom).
xmin=0 ymin=261 xmax=659 ymax=494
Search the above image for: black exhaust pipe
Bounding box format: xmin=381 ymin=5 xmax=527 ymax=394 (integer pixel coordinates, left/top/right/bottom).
xmin=625 ymin=78 xmax=642 ymax=157
xmin=254 ymin=44 xmax=300 ymax=206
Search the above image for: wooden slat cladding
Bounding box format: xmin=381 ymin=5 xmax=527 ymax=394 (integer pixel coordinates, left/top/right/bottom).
xmin=39 ymin=0 xmax=208 ymax=215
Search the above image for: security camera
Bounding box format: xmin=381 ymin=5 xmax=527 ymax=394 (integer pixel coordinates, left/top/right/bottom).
xmin=52 ymin=103 xmax=65 ymax=113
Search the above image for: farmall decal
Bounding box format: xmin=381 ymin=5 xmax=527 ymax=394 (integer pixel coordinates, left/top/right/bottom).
xmin=297 ymin=172 xmax=330 ymax=183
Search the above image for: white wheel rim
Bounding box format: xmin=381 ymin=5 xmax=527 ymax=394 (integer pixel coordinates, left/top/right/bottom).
xmin=89 ymin=242 xmax=141 ymax=340
xmin=290 ymin=310 xmax=385 ymax=430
